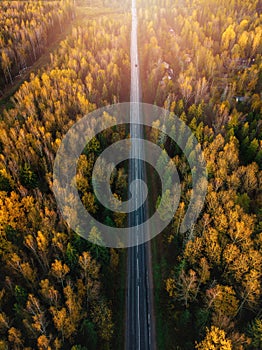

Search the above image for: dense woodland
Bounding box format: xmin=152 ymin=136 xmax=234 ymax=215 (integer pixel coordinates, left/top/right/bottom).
xmin=0 ymin=0 xmax=75 ymax=90
xmin=0 ymin=4 xmax=130 ymax=349
xmin=0 ymin=0 xmax=261 ymax=349
xmin=138 ymin=0 xmax=262 ymax=348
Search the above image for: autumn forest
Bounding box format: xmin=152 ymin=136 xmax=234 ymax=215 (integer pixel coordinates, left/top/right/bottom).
xmin=0 ymin=0 xmax=261 ymax=349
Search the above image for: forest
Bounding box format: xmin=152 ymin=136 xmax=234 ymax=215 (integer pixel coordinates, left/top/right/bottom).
xmin=138 ymin=0 xmax=261 ymax=348
xmin=0 ymin=0 xmax=261 ymax=349
xmin=0 ymin=2 xmax=130 ymax=348
xmin=0 ymin=0 xmax=75 ymax=89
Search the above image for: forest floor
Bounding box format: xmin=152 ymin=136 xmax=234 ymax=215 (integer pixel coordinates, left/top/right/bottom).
xmin=0 ymin=4 xmax=124 ymax=113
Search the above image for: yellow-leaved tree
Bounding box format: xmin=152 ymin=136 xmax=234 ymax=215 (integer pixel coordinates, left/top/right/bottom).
xmin=196 ymin=326 xmax=232 ymax=350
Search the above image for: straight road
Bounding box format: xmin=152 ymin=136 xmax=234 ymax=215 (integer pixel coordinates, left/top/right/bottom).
xmin=126 ymin=0 xmax=156 ymax=349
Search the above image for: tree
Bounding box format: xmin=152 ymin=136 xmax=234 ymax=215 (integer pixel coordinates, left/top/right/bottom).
xmin=166 ymin=269 xmax=198 ymax=308
xmin=20 ymin=163 xmax=38 ymax=189
xmin=50 ymin=307 xmax=72 ymax=342
xmin=221 ymin=24 xmax=236 ymax=51
xmin=39 ymin=279 xmax=59 ymax=307
xmin=206 ymin=285 xmax=239 ymax=319
xmin=178 ymin=73 xmax=193 ymax=103
xmin=1 ymin=51 xmax=13 ymax=84
xmin=248 ymin=318 xmax=262 ymax=349
xmin=51 ymin=260 xmax=70 ymax=286
xmin=8 ymin=327 xmax=23 ymax=349
xmin=91 ymin=300 xmax=113 ymax=343
xmin=37 ymin=335 xmax=51 ymax=350
xmin=0 ymin=312 xmax=9 ymax=332
xmin=79 ymin=251 xmax=100 ymax=304
xmin=80 ymin=320 xmax=97 ymax=350
xmin=196 ymin=326 xmax=232 ymax=350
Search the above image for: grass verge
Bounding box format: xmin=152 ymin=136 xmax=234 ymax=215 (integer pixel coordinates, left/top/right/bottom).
xmin=112 ymin=249 xmax=127 ymax=350
xmin=151 ymin=237 xmax=170 ymax=350
xmin=145 ymin=146 xmax=172 ymax=350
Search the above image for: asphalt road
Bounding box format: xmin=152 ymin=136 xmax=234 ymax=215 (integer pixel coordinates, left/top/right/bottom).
xmin=126 ymin=1 xmax=155 ymax=349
